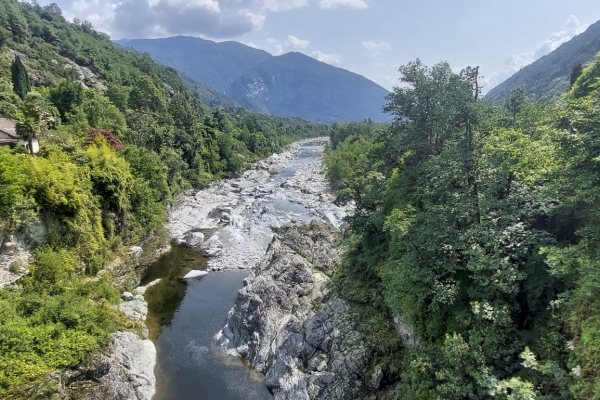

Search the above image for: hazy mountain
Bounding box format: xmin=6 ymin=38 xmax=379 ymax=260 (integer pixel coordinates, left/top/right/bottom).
xmin=115 ymin=36 xmax=389 ymax=122
xmin=485 ymin=19 xmax=600 ymax=103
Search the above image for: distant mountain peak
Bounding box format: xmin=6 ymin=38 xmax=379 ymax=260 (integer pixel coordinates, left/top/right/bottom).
xmin=117 ymin=36 xmax=389 ymax=123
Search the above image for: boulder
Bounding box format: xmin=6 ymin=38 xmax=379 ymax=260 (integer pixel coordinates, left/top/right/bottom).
xmin=183 ymin=270 xmax=209 ymax=279
xmin=121 ymin=292 xmax=134 ymax=301
xmin=185 ymin=232 xmax=205 ymax=247
xmin=136 ymin=279 xmax=161 ymax=295
xmin=201 ymin=235 xmax=223 ymax=257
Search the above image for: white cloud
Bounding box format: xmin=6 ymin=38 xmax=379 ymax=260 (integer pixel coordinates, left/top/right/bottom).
xmin=310 ymin=50 xmax=340 ymax=66
xmin=267 ymin=35 xmax=310 ymax=54
xmin=485 ymin=15 xmax=589 ymax=91
xmin=287 ymin=35 xmax=310 ymax=49
xmin=362 ymin=41 xmax=390 ymax=56
xmin=262 ymin=0 xmax=309 ymax=12
xmin=62 ymin=0 xmax=314 ymax=39
xmin=64 ymin=0 xmax=118 ymax=36
xmin=319 ymin=0 xmax=367 ymax=9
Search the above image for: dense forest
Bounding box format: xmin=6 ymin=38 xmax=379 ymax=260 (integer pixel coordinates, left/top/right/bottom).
xmin=0 ymin=0 xmax=326 ymax=396
xmin=324 ymin=55 xmax=600 ymax=399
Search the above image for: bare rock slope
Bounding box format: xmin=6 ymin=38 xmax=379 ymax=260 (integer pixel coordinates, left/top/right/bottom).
xmin=217 ymin=221 xmax=378 ymax=399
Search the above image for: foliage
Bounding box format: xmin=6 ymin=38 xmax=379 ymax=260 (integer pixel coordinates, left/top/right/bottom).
xmin=86 ymin=128 xmax=123 ymax=151
xmin=11 ymin=55 xmax=29 ymax=99
xmin=0 ymin=1 xmax=327 ymax=394
xmin=324 ymin=55 xmax=600 ymax=398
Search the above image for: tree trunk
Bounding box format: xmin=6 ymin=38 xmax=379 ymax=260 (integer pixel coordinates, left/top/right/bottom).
xmin=28 ymin=138 xmax=34 ymax=155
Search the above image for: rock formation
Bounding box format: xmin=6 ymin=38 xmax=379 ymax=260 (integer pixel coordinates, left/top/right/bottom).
xmin=217 ymin=221 xmax=376 ymax=399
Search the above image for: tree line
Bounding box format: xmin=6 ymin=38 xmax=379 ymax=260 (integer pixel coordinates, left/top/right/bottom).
xmin=324 ymin=55 xmax=600 ymax=399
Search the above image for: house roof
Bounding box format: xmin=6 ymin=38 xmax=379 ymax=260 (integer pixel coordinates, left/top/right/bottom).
xmin=0 ymin=118 xmax=18 ymax=140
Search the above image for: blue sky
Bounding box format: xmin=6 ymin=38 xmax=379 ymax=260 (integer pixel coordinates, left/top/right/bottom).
xmin=43 ymin=0 xmax=600 ymax=92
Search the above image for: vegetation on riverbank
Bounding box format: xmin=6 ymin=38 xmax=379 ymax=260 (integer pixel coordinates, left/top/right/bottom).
xmin=324 ymin=55 xmax=600 ymax=399
xmin=0 ymin=0 xmax=326 ymax=395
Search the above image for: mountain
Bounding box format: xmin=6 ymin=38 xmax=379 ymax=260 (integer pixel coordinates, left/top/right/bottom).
xmin=116 ymin=36 xmax=389 ymax=123
xmin=228 ymin=52 xmax=389 ymax=122
xmin=485 ymin=20 xmax=600 ymax=103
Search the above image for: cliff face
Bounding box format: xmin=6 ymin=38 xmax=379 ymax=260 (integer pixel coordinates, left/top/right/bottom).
xmin=217 ymin=221 xmax=384 ymax=399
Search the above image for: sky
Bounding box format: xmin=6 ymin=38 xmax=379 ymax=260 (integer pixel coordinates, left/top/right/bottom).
xmin=41 ymin=0 xmax=600 ymax=92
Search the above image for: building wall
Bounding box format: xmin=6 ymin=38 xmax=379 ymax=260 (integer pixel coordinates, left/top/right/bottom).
xmin=17 ymin=139 xmax=39 ymax=154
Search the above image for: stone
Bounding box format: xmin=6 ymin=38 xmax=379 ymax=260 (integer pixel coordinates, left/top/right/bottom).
xmin=136 ymin=279 xmax=161 ymax=296
xmin=119 ymin=297 xmax=148 ymax=321
xmin=394 ymin=314 xmax=419 ymax=348
xmin=61 ymin=332 xmax=156 ymax=400
xmin=369 ymin=365 xmax=384 ymax=390
xmin=121 ymin=291 xmax=134 ymax=301
xmin=183 ymin=270 xmax=209 ymax=279
xmin=217 ymin=222 xmax=370 ymax=400
xmin=220 ymin=212 xmax=232 ymax=223
xmin=201 ymin=235 xmax=224 ymax=257
xmin=185 ymin=231 xmax=205 ymax=247
xmin=128 ymin=246 xmax=143 ymax=257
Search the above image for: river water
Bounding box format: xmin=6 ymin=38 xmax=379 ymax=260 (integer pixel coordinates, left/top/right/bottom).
xmin=140 ymin=140 xmax=339 ymax=400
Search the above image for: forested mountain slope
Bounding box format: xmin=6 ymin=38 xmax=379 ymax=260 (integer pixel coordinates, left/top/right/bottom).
xmin=485 ymin=19 xmax=600 ymax=103
xmin=0 ymin=1 xmax=326 ymax=396
xmin=116 ymin=36 xmax=390 ymax=123
xmin=324 ymin=56 xmax=600 ymax=399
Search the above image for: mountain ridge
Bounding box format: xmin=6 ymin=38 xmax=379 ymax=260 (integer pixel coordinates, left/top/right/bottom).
xmin=485 ymin=19 xmax=600 ymax=103
xmin=116 ymin=36 xmax=389 ymax=123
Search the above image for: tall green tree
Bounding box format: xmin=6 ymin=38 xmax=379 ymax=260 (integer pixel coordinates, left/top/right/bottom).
xmin=570 ymin=63 xmax=583 ymax=88
xmin=11 ymin=55 xmax=31 ymax=100
xmin=15 ymin=95 xmax=45 ymax=155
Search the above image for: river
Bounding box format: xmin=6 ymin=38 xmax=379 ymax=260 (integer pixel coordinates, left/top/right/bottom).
xmin=139 ymin=139 xmax=346 ymax=400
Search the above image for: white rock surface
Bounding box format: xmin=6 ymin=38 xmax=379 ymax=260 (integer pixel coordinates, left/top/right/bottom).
xmin=185 ymin=231 xmax=205 ymax=247
xmin=165 ymin=138 xmax=353 ymax=273
xmin=201 ymin=235 xmax=224 ymax=257
xmin=61 ymin=332 xmax=157 ymax=400
xmin=136 ymin=278 xmax=161 ymax=295
xmin=183 ymin=270 xmax=209 ymax=279
xmin=119 ymin=295 xmax=148 ymax=321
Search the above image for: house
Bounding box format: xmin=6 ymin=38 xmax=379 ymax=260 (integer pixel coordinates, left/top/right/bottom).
xmin=0 ymin=118 xmax=39 ymax=154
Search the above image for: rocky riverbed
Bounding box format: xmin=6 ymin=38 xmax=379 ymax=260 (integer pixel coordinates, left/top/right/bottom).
xmin=166 ymin=138 xmax=349 ymax=273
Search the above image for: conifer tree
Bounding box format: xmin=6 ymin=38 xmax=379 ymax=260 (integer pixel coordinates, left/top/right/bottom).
xmin=11 ymin=56 xmax=31 ymax=100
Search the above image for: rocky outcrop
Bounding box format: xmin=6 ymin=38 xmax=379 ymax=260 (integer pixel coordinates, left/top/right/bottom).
xmin=217 ymin=221 xmax=374 ymax=399
xmin=61 ymin=332 xmax=156 ymax=400
xmin=0 ymin=218 xmax=48 ymax=287
xmin=61 ymin=285 xmax=157 ymax=399
xmin=64 ymin=59 xmax=108 ymax=91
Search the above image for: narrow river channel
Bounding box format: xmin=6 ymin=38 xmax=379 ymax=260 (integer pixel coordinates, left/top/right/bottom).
xmin=139 ymin=140 xmax=340 ymax=400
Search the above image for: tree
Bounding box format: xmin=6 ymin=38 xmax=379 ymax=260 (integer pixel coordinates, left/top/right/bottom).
xmin=11 ymin=56 xmax=31 ymax=100
xmin=0 ymin=26 xmax=10 ymax=48
xmin=504 ymin=87 xmax=527 ymax=126
xmin=570 ymin=63 xmax=583 ymax=88
xmin=16 ymin=95 xmax=45 ymax=155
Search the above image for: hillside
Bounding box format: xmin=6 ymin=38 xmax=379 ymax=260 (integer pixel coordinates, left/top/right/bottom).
xmin=228 ymin=52 xmax=390 ymax=123
xmin=485 ymin=19 xmax=600 ymax=103
xmin=116 ymin=36 xmax=389 ymax=123
xmin=323 ymin=56 xmax=600 ymax=399
xmin=0 ymin=0 xmax=327 ymax=396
